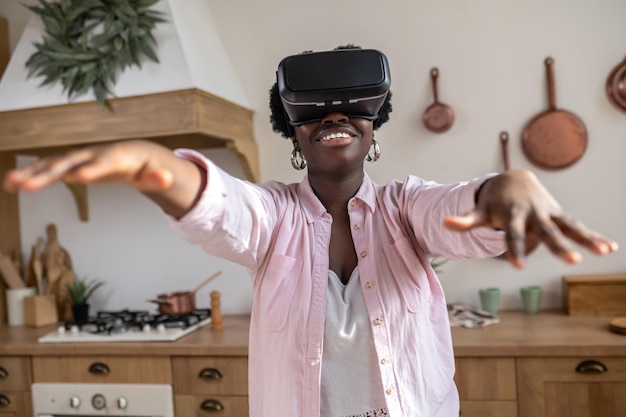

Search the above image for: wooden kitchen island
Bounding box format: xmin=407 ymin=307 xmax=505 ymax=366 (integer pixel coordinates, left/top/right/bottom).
xmin=0 ymin=311 xmax=625 ymax=417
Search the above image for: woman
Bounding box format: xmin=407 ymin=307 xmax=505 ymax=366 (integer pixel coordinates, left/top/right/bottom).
xmin=2 ymin=47 xmax=617 ymax=417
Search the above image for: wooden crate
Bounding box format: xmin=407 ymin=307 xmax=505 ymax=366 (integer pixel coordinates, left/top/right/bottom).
xmin=562 ymin=273 xmax=626 ymax=316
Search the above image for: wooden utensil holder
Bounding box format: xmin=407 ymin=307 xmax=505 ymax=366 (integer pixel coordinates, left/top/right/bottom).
xmin=23 ymin=295 xmax=58 ymax=327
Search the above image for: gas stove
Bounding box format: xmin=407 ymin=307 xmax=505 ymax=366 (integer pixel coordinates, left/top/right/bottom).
xmin=38 ymin=309 xmax=212 ymax=343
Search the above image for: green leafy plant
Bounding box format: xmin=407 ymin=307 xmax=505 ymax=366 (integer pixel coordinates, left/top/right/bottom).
xmin=64 ymin=277 xmax=105 ymax=305
xmin=430 ymin=256 xmax=448 ymax=274
xmin=24 ymin=0 xmax=166 ymax=106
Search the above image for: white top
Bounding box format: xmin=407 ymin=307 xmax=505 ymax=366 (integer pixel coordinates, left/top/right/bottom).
xmin=321 ymin=268 xmax=388 ymax=417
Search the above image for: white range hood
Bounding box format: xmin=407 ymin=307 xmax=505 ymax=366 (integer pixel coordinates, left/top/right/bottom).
xmin=0 ymin=0 xmax=259 ymax=182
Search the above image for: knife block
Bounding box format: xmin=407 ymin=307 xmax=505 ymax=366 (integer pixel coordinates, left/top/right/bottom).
xmin=23 ymin=295 xmax=58 ymax=327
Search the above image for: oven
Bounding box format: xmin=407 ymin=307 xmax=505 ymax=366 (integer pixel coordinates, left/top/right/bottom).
xmin=32 ymin=383 xmax=174 ymax=416
xmin=31 ymin=309 xmax=213 ymax=416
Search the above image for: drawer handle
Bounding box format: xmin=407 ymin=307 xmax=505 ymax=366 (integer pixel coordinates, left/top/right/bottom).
xmin=0 ymin=367 xmax=7 ymax=379
xmin=88 ymin=362 xmax=110 ymax=375
xmin=0 ymin=394 xmax=10 ymax=407
xmin=198 ymin=368 xmax=223 ymax=380
xmin=200 ymin=399 xmax=224 ymax=412
xmin=575 ymin=359 xmax=608 ymax=374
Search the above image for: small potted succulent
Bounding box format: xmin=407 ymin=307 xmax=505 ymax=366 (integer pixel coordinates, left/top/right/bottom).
xmin=64 ymin=278 xmax=105 ymax=323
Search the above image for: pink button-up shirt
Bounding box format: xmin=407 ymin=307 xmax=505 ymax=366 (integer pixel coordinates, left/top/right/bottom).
xmin=171 ymin=150 xmax=505 ymax=417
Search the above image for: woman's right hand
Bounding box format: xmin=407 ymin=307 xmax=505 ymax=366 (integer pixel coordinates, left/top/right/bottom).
xmin=2 ymin=140 xmax=205 ymax=218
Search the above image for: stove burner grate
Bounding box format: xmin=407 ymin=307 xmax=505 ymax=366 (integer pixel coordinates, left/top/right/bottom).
xmin=65 ymin=308 xmax=212 ymax=335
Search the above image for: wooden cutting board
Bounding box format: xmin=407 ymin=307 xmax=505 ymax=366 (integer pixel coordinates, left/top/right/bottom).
xmin=608 ymin=317 xmax=626 ymax=335
xmin=0 ymin=252 xmax=25 ymax=289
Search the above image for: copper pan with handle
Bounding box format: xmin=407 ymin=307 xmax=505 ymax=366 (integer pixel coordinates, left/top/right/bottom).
xmin=496 ymin=131 xmax=540 ymax=260
xmin=521 ymin=57 xmax=587 ymax=170
xmin=147 ymin=271 xmax=222 ymax=316
xmin=422 ymin=67 xmax=455 ymax=133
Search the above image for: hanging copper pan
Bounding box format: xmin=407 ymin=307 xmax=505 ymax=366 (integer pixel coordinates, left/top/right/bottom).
xmin=495 ymin=131 xmax=540 ymax=260
xmin=605 ymin=55 xmax=626 ymax=113
xmin=521 ymin=57 xmax=587 ymax=170
xmin=422 ymin=67 xmax=454 ymax=133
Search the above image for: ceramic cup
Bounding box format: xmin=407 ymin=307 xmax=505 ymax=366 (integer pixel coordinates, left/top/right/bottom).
xmin=479 ymin=287 xmax=500 ymax=314
xmin=6 ymin=287 xmax=37 ymax=326
xmin=520 ymin=286 xmax=542 ymax=314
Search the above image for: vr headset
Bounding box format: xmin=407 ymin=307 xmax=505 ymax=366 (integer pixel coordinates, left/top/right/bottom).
xmin=276 ymin=49 xmax=391 ymax=129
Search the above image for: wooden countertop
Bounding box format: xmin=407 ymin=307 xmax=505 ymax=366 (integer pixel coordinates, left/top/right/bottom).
xmin=0 ymin=314 xmax=251 ymax=356
xmin=452 ymin=310 xmax=626 ymax=357
xmin=0 ymin=311 xmax=624 ymax=357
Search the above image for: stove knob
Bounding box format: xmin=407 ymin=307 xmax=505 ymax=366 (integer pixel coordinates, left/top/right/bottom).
xmin=92 ymin=394 xmax=106 ymax=410
xmin=57 ymin=325 xmax=66 ymax=335
xmin=70 ymin=325 xmax=80 ymax=335
xmin=142 ymin=323 xmax=151 ymax=333
xmin=117 ymin=396 xmax=128 ymax=410
xmin=69 ymin=396 xmax=81 ymax=409
xmin=156 ymin=323 xmax=166 ymax=334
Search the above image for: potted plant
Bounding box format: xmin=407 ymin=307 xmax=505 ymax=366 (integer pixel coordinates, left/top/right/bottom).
xmin=64 ymin=278 xmax=105 ymax=323
xmin=430 ymin=256 xmax=448 ymax=274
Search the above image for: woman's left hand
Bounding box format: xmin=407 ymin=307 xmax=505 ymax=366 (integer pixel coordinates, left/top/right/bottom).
xmin=443 ymin=170 xmax=619 ymax=268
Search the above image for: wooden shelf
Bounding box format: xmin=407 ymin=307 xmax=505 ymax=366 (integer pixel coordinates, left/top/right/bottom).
xmin=0 ymin=88 xmax=259 ymax=182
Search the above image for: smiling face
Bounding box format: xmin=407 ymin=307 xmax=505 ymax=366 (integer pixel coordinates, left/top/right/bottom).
xmin=294 ymin=112 xmax=374 ymax=178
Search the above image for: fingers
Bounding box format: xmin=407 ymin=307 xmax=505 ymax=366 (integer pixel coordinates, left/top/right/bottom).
xmin=4 ymin=150 xmax=94 ymax=192
xmin=533 ymin=218 xmax=582 ymax=264
xmin=552 ymin=216 xmax=618 ymax=254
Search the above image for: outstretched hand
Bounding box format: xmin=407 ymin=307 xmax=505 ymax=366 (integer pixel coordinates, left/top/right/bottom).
xmin=2 ymin=140 xmax=175 ymax=193
xmin=444 ymin=170 xmax=618 ymax=268
xmin=2 ymin=140 xmax=205 ymax=219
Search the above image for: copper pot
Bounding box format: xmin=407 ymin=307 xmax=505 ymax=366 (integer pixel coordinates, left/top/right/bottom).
xmin=147 ymin=271 xmax=222 ymax=316
xmin=149 ymin=291 xmax=196 ymax=316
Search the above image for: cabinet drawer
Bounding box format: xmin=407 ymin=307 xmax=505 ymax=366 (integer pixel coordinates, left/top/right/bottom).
xmin=455 ymin=357 xmax=516 ymax=400
xmin=173 ymin=357 xmax=247 ymax=396
xmin=518 ymin=357 xmax=626 ymax=417
xmin=0 ymin=357 xmax=31 ymax=391
xmin=460 ymin=400 xmax=517 ymax=417
xmin=33 ymin=356 xmax=171 ymax=383
xmin=175 ymin=394 xmax=248 ymax=417
xmin=0 ymin=392 xmax=17 ymax=413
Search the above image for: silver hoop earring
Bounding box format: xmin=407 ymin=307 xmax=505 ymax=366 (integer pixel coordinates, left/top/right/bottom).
xmin=366 ymin=139 xmax=381 ymax=162
xmin=291 ymin=147 xmax=307 ymax=170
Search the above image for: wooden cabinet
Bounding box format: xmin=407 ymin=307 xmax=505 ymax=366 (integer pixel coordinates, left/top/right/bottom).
xmin=0 ymin=312 xmax=623 ymax=417
xmin=0 ymin=357 xmax=32 ymax=417
xmin=517 ymin=357 xmax=626 ymax=417
xmin=455 ymin=357 xmax=518 ymax=417
xmin=32 ymin=355 xmax=171 ymax=384
xmin=173 ymin=356 xmax=249 ymax=417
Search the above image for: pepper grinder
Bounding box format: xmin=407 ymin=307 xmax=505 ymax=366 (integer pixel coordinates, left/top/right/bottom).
xmin=210 ymin=290 xmax=223 ymax=332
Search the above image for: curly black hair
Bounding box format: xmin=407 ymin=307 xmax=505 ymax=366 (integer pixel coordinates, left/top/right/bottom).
xmin=268 ymin=45 xmax=393 ymax=139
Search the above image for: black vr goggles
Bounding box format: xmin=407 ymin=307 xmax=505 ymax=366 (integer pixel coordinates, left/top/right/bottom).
xmin=276 ymin=49 xmax=391 ymax=127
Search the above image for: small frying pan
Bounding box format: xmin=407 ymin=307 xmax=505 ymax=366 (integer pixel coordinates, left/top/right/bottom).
xmin=422 ymin=68 xmax=454 ymax=133
xmin=496 ymin=131 xmax=540 ymax=260
xmin=522 ymin=57 xmax=587 ymax=170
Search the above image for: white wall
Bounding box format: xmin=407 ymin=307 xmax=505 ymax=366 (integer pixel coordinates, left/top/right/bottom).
xmin=2 ymin=0 xmax=625 ymax=314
